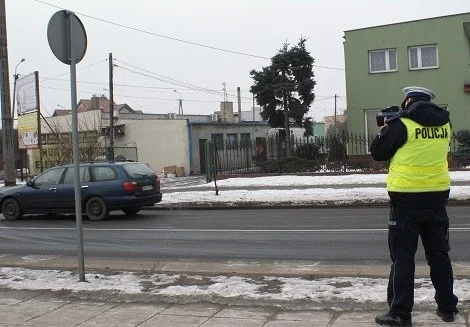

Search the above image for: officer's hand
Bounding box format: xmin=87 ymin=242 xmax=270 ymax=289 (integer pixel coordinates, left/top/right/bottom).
xmin=382 ymin=118 xmax=389 ymax=127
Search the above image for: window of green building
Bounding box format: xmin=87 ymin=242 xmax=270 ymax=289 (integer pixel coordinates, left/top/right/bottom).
xmin=369 ymin=49 xmax=397 ymax=73
xmin=409 ymin=45 xmax=438 ymax=70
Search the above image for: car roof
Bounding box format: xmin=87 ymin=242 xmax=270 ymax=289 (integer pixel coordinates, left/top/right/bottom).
xmin=52 ymin=161 xmax=140 ymax=168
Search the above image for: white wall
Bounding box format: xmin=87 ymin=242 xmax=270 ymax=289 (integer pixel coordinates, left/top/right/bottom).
xmin=32 ymin=113 xmax=189 ymax=177
xmin=114 ymin=119 xmax=190 ymax=175
xmin=42 ymin=110 xmax=102 ymax=133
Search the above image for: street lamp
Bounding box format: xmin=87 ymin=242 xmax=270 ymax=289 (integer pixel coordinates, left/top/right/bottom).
xmin=174 ymin=89 xmax=183 ymax=115
xmin=11 ymin=58 xmax=25 ymax=182
xmin=11 ymin=58 xmax=25 ymax=117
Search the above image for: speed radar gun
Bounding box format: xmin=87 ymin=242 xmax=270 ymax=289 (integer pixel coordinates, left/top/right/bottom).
xmin=376 ymin=105 xmax=401 ymax=127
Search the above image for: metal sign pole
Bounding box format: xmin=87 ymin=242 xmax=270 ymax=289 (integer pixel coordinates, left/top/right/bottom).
xmin=67 ymin=11 xmax=85 ymax=282
xmin=48 ymin=10 xmax=87 ymax=283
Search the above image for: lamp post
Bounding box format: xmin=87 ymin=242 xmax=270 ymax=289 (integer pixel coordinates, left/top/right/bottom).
xmin=11 ymin=58 xmax=25 ymax=118
xmin=12 ymin=58 xmax=25 ymax=182
xmin=174 ymin=89 xmax=183 ymax=115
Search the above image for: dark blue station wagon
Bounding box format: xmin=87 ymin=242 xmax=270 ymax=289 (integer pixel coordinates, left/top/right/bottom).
xmin=0 ymin=161 xmax=162 ymax=221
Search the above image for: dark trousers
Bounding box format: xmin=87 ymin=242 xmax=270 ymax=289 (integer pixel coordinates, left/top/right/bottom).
xmin=387 ymin=205 xmax=458 ymax=318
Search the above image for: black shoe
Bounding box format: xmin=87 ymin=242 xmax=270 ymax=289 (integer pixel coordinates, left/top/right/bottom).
xmin=375 ymin=312 xmax=412 ymax=326
xmin=436 ymin=308 xmax=458 ymax=322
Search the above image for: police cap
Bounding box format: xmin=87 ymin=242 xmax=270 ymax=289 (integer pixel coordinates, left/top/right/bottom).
xmin=403 ymin=86 xmax=435 ymax=101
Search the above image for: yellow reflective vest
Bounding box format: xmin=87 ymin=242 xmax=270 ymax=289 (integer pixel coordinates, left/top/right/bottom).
xmin=387 ymin=117 xmax=451 ymax=192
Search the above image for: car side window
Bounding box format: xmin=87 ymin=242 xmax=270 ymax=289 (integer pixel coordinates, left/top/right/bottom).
xmin=92 ymin=167 xmax=117 ymax=181
xmin=34 ymin=168 xmax=65 ymax=186
xmin=62 ymin=167 xmax=90 ymax=184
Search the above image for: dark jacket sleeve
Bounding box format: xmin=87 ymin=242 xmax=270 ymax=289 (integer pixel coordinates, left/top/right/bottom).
xmin=370 ymin=120 xmax=407 ymax=161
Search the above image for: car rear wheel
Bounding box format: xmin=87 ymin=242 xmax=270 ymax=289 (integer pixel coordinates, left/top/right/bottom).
xmin=2 ymin=198 xmax=22 ymax=220
xmin=86 ymin=197 xmax=108 ymax=221
xmin=122 ymin=207 xmax=141 ymax=215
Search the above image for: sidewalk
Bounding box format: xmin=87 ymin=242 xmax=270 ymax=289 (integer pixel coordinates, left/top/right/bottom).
xmin=1 ymin=288 xmax=468 ymax=326
xmin=1 ymin=256 xmax=469 ymax=326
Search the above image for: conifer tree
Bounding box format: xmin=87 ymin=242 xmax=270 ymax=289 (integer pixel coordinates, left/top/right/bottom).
xmin=250 ymin=37 xmax=316 ymax=135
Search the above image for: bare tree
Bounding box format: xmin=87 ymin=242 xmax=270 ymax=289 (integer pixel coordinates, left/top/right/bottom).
xmin=41 ymin=111 xmax=106 ymax=167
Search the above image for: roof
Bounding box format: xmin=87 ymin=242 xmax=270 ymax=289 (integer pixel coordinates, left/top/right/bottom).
xmin=344 ymin=12 xmax=470 ymax=33
xmin=76 ymin=96 xmax=135 ymax=114
xmin=49 ymin=97 xmax=136 ymax=118
xmin=52 ymin=109 xmax=72 ymax=117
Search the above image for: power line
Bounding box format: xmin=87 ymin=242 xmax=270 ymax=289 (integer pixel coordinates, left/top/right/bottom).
xmin=33 ymin=0 xmax=345 ymax=71
xmin=39 ymin=59 xmax=107 ymax=83
xmin=41 ymin=83 xmax=344 ymax=107
xmin=34 ymin=0 xmax=269 ymax=60
xmin=40 ymin=85 xmax=247 ymax=104
xmin=115 ymin=59 xmax=256 ymax=101
xmin=115 ymin=59 xmax=223 ymax=94
xmin=40 ymin=77 xmax=199 ymax=91
xmin=114 ymin=61 xmax=228 ymax=98
xmin=42 ymin=76 xmax=346 ymax=101
xmin=112 ymin=83 xmax=150 ymax=113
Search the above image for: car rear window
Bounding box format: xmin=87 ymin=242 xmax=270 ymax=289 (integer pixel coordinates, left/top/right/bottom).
xmin=122 ymin=163 xmax=155 ymax=177
xmin=92 ymin=166 xmax=117 ymax=181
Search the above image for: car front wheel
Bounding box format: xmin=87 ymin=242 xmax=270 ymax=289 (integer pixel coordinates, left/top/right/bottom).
xmin=85 ymin=197 xmax=108 ymax=221
xmin=2 ymin=198 xmax=22 ymax=220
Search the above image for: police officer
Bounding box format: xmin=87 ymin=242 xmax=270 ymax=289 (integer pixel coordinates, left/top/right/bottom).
xmin=371 ymin=86 xmax=459 ymax=326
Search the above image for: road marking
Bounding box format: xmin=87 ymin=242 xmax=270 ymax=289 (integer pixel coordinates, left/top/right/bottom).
xmin=1 ymin=227 xmax=470 ymax=232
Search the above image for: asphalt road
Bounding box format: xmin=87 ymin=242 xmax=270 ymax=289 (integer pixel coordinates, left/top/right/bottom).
xmin=0 ymin=206 xmax=469 ymax=264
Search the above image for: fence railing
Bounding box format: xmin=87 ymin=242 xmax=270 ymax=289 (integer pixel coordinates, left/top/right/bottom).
xmin=39 ymin=146 xmax=138 ymax=170
xmin=206 ymin=131 xmax=470 ymax=179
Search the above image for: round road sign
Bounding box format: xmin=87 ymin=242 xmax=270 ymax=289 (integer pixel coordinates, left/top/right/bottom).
xmin=47 ymin=10 xmax=87 ymax=65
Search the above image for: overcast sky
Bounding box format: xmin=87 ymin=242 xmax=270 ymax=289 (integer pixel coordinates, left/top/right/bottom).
xmin=6 ymin=1 xmax=470 ymax=121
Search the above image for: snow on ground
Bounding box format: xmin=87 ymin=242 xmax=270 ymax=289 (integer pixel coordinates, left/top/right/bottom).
xmin=0 ymin=267 xmax=469 ymax=305
xmin=165 ymin=171 xmax=470 ymax=188
xmin=158 ymin=186 xmax=470 ymax=205
xmin=159 ymin=171 xmax=470 ymax=205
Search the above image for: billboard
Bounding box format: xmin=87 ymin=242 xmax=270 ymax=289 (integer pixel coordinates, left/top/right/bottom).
xmin=16 ymin=71 xmax=39 ymax=115
xmin=18 ymin=112 xmax=38 ymax=149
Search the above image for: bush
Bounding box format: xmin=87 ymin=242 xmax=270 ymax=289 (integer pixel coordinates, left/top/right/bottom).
xmin=453 ymin=130 xmax=470 ymax=167
xmin=327 ymin=136 xmax=347 ymax=161
xmin=294 ymin=143 xmax=321 ymax=160
xmin=454 ymin=130 xmax=470 ymax=156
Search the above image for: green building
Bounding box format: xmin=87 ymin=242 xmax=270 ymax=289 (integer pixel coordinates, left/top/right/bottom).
xmin=343 ymin=12 xmax=470 ymax=153
xmin=313 ymin=121 xmax=325 ymax=138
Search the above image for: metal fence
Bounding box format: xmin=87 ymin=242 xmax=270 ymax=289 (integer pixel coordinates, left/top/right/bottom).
xmin=206 ymin=130 xmax=470 ymax=179
xmin=40 ymin=146 xmax=138 ymax=169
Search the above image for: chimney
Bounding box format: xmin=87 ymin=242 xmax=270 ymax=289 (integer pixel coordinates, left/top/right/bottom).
xmin=91 ymin=95 xmax=99 ymax=110
xmin=220 ymin=101 xmax=234 ymax=123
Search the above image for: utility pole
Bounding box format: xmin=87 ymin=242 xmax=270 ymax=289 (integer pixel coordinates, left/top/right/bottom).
xmin=283 ymin=90 xmax=291 ymax=157
xmin=334 ymin=94 xmax=337 ymax=132
xmin=178 ymin=98 xmax=183 ymax=115
xmin=108 ymin=52 xmax=114 ymax=160
xmin=11 ymin=58 xmax=24 ymax=117
xmin=36 ymin=72 xmax=43 ymax=172
xmin=252 ymin=93 xmax=255 ymax=121
xmin=174 ymin=89 xmax=183 ymax=115
xmin=237 ymin=87 xmax=242 ymax=123
xmin=0 ymin=0 xmax=16 ymax=186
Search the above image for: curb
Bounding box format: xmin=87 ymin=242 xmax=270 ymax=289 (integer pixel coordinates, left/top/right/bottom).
xmin=149 ymin=199 xmax=470 ymax=210
xmin=3 ymin=255 xmax=470 ymax=278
